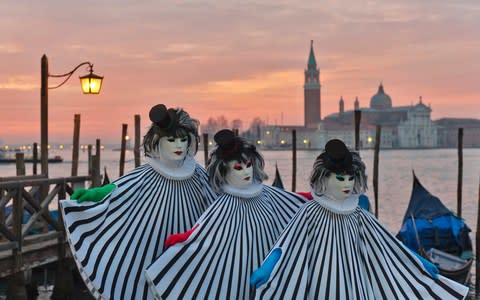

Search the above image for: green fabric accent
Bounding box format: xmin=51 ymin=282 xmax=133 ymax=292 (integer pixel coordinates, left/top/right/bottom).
xmin=72 ymin=183 xmax=116 ymax=203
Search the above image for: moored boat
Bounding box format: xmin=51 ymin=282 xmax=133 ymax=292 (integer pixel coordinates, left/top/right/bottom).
xmin=0 ymin=155 xmax=63 ymax=163
xmin=271 ymin=163 xmax=284 ymax=189
xmin=396 ymin=171 xmax=473 ymax=284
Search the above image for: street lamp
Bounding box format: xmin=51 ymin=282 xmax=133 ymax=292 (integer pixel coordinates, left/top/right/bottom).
xmin=40 ymin=54 xmax=103 ymax=176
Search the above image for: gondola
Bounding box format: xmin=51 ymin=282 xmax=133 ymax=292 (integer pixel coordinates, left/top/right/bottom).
xmin=271 ymin=163 xmax=284 ymax=190
xmin=396 ymin=171 xmax=473 ymax=284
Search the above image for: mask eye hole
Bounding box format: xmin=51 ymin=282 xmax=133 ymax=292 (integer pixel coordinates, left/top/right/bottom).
xmin=233 ymin=163 xmax=243 ymax=171
xmin=335 ymin=175 xmax=345 ymax=181
xmin=246 ymin=160 xmax=252 ymax=168
xmin=348 ymin=176 xmax=354 ymax=181
xmin=167 ymin=137 xmax=175 ymax=142
xmin=180 ymin=137 xmax=188 ymax=142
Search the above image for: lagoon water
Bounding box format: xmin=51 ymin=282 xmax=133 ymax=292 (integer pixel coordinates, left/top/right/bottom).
xmin=1 ymin=148 xmax=479 ymax=236
xmin=1 ymin=147 xmax=480 ymax=297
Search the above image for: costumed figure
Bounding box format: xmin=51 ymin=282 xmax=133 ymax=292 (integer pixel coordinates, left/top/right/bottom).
xmin=60 ymin=104 xmax=217 ymax=300
xmin=144 ymin=129 xmax=307 ymax=300
xmin=251 ymin=139 xmax=469 ymax=299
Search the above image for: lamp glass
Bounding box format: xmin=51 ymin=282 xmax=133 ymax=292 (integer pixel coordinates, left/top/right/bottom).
xmin=80 ymin=73 xmax=103 ymax=94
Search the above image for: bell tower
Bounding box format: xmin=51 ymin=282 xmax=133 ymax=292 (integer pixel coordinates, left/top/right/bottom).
xmin=304 ymin=40 xmax=321 ymax=128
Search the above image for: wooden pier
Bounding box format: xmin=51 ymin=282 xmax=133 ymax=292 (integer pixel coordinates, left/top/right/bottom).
xmin=0 ymin=174 xmax=91 ymax=299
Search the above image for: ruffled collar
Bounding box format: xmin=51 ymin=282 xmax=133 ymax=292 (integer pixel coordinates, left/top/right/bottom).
xmin=145 ymin=156 xmax=196 ymax=180
xmin=222 ymin=183 xmax=263 ymax=198
xmin=312 ymin=192 xmax=358 ymax=214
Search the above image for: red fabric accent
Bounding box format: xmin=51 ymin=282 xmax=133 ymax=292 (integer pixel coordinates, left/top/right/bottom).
xmin=164 ymin=224 xmax=199 ymax=248
xmin=297 ymin=191 xmax=313 ymax=200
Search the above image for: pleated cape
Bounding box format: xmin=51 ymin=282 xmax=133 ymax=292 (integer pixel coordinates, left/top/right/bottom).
xmin=144 ymin=184 xmax=306 ymax=300
xmin=60 ymin=158 xmax=216 ymax=300
xmin=255 ymin=194 xmax=469 ymax=300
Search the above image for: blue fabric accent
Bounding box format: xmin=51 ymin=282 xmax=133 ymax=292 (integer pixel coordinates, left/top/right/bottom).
xmin=358 ymin=194 xmax=370 ymax=211
xmin=250 ymin=248 xmax=282 ymax=288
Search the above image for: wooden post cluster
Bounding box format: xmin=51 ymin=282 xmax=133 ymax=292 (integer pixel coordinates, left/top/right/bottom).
xmin=1 ymin=176 xmax=92 ymax=298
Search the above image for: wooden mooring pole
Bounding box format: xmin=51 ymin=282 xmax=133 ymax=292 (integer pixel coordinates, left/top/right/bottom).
xmin=291 ymin=129 xmax=297 ymax=192
xmin=16 ymin=153 xmax=26 ymax=176
xmin=373 ymin=125 xmax=381 ymax=218
xmin=6 ymin=187 xmax=28 ymax=299
xmin=354 ymin=110 xmax=361 ymax=151
xmin=51 ymin=181 xmax=74 ymax=299
xmin=457 ymin=128 xmax=463 ymax=218
xmin=32 ymin=142 xmax=38 ymax=175
xmin=119 ymin=124 xmax=128 ymax=177
xmin=203 ymin=133 xmax=209 ymax=168
xmin=71 ymin=114 xmax=81 ymax=176
xmin=134 ymin=114 xmax=141 ymax=168
xmin=475 ymin=177 xmax=480 ymax=299
xmin=87 ymin=144 xmax=93 ymax=177
xmin=40 ymin=55 xmax=49 ymax=177
xmin=95 ymin=139 xmax=101 ymax=186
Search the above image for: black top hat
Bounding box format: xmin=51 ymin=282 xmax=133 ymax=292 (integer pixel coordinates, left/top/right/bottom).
xmin=321 ymin=139 xmax=353 ymax=173
xmin=213 ymin=129 xmax=254 ymax=161
xmin=149 ymin=104 xmax=178 ymax=133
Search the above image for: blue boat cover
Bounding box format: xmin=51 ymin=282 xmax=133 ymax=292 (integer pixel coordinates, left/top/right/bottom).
xmin=4 ymin=205 xmax=59 ymax=232
xmin=396 ymin=172 xmax=472 ymax=255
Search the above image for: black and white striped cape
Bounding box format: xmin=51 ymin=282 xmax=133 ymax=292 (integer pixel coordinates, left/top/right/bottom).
xmin=255 ymin=193 xmax=469 ymax=300
xmin=60 ymin=157 xmax=217 ymax=300
xmin=144 ymin=184 xmax=307 ymax=300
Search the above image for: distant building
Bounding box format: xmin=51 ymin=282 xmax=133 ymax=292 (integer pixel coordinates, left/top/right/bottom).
xmin=322 ymin=87 xmax=438 ymax=149
xmin=304 ymin=40 xmax=321 ymax=128
xmin=258 ymin=41 xmax=479 ymax=149
xmin=435 ymin=118 xmax=480 ymax=148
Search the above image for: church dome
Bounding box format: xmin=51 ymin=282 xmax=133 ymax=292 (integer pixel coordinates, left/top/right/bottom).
xmin=370 ymin=83 xmax=392 ymax=109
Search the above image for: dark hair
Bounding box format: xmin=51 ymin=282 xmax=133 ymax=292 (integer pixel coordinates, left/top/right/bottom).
xmin=143 ymin=104 xmax=199 ymax=158
xmin=207 ymin=129 xmax=268 ymax=192
xmin=310 ymin=139 xmax=367 ymax=194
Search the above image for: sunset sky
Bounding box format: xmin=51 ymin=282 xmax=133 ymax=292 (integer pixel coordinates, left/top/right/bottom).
xmin=1 ymin=0 xmax=479 ymax=145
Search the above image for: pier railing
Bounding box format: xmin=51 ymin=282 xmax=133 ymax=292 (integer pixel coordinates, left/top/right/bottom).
xmin=0 ymin=175 xmax=91 ymax=278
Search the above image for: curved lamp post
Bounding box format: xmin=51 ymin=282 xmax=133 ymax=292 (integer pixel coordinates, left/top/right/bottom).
xmin=40 ymin=54 xmax=103 ymax=176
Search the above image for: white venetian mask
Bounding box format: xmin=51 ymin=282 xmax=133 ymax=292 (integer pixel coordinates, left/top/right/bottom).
xmin=324 ymin=172 xmax=355 ymax=201
xmin=225 ymin=159 xmax=254 ymax=189
xmin=157 ymin=136 xmax=188 ymax=162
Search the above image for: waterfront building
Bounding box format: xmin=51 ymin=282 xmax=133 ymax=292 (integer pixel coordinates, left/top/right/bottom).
xmin=435 ymin=118 xmax=480 ymax=148
xmin=322 ymin=86 xmax=438 ymax=149
xmin=304 ymin=40 xmax=321 ymax=128
xmin=258 ymin=41 xmax=479 ymax=149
